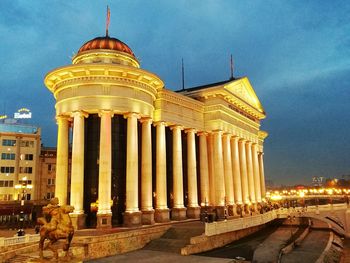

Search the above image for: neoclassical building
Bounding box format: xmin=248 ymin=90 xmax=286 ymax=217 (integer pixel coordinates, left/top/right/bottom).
xmin=44 ymin=34 xmax=267 ymax=229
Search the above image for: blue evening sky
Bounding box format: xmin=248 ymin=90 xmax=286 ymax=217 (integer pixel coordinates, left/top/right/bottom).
xmin=0 ymin=1 xmax=349 ymax=185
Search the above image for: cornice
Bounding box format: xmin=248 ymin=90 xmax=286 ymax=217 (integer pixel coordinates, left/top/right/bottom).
xmin=53 ymin=76 xmax=158 ymax=100
xmin=45 ymin=64 xmax=164 ymax=94
xmin=157 ymin=90 xmax=204 ymax=113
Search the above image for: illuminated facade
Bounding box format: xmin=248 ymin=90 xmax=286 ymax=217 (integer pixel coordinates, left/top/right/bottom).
xmin=0 ymin=123 xmax=41 ymax=202
xmin=45 ymin=35 xmax=267 ymax=229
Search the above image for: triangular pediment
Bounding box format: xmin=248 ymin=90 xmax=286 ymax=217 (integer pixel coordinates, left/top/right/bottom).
xmin=224 ymin=77 xmax=265 ymax=114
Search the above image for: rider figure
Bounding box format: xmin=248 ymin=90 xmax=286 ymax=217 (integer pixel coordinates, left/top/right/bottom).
xmin=41 ymin=197 xmax=61 ymax=233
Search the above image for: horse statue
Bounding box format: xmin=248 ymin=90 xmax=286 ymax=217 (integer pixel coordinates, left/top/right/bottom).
xmin=37 ymin=197 xmax=75 ymax=260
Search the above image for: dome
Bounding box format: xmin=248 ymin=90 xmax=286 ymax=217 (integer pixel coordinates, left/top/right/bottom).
xmin=78 ymin=36 xmax=135 ymax=57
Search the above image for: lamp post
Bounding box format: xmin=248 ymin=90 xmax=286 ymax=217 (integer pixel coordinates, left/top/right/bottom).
xmin=14 ymin=177 xmax=32 ymax=236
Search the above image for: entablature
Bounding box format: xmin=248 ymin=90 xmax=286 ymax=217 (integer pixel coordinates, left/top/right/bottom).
xmin=45 ymin=64 xmax=164 ymax=96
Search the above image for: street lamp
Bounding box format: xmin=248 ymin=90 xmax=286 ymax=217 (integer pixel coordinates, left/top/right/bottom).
xmin=14 ymin=177 xmax=32 ymax=236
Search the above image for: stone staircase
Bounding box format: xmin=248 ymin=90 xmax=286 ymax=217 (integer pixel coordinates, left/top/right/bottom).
xmin=144 ymin=221 xmax=205 ymax=254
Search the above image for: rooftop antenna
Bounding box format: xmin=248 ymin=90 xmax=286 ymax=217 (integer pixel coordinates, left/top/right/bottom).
xmin=106 ymin=5 xmax=111 ymax=37
xmin=181 ymin=58 xmax=185 ymax=90
xmin=230 ymin=54 xmax=234 ymax=80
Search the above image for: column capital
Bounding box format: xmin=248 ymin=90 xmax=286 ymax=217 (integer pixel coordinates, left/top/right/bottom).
xmin=153 ymin=121 xmax=166 ymax=127
xmin=197 ymin=131 xmax=208 ymax=136
xmin=184 ymin=128 xmax=196 ymax=134
xmin=222 ymin=133 xmax=232 ymax=139
xmin=231 ymin=135 xmax=240 ymax=141
xmin=238 ymin=138 xmax=247 ymax=143
xmin=56 ymin=115 xmax=71 ymax=124
xmin=169 ymin=124 xmax=183 ymax=131
xmin=211 ymin=129 xmax=222 ymax=135
xmin=123 ymin=112 xmax=140 ymax=119
xmin=140 ymin=117 xmax=152 ymax=124
xmin=71 ymin=111 xmax=88 ymax=118
xmin=98 ymin=110 xmax=114 ymax=118
xmin=245 ymin=141 xmax=253 ymax=146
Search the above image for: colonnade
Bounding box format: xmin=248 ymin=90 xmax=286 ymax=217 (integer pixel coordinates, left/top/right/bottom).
xmin=55 ymin=112 xmax=266 ymax=228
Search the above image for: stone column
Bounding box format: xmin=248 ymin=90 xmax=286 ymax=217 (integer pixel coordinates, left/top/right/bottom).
xmin=252 ymin=144 xmax=262 ymax=203
xmin=258 ymin=152 xmax=266 ymax=198
xmin=140 ymin=117 xmax=154 ymax=224
xmin=245 ymin=141 xmax=256 ymax=204
xmin=207 ymin=133 xmax=215 ymax=206
xmin=171 ymin=125 xmax=186 ymax=220
xmin=198 ymin=132 xmax=209 ymax=206
xmin=55 ymin=115 xmax=69 ymax=206
xmin=97 ymin=110 xmax=113 ymax=229
xmin=123 ymin=113 xmax=142 ymax=227
xmin=186 ymin=128 xmax=200 ymax=219
xmin=154 ymin=121 xmax=169 ymax=222
xmin=213 ymin=130 xmax=225 ymax=218
xmin=223 ymin=133 xmax=235 ymax=215
xmin=231 ymin=136 xmax=242 ymax=205
xmin=70 ymin=111 xmax=87 ymax=229
xmin=238 ymin=139 xmax=249 ymax=204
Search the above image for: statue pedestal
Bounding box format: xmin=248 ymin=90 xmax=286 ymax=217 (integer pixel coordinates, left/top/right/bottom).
xmin=70 ymin=213 xmax=86 ymax=230
xmin=123 ymin=211 xmax=142 ymax=227
xmin=96 ymin=213 xmax=112 ymax=229
xmin=171 ymin=207 xmax=187 ymax=221
xmin=187 ymin=206 xmax=201 ymax=219
xmin=155 ymin=208 xmax=170 ymax=223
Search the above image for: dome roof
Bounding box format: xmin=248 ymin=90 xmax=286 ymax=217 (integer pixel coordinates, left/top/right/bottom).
xmin=78 ymin=36 xmax=135 ymax=57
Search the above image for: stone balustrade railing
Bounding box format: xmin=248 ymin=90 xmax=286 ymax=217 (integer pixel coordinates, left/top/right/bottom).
xmin=0 ymin=234 xmax=39 ymax=247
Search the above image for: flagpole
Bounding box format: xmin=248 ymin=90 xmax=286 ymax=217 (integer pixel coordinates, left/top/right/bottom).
xmin=106 ymin=6 xmax=110 ymax=37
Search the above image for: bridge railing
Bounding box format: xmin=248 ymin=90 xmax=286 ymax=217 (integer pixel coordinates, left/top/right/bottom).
xmin=205 ymin=210 xmax=278 ymax=236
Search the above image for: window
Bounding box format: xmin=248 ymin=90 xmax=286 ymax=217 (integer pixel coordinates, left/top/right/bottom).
xmin=26 ymin=194 xmax=31 ymax=200
xmin=0 ymin=194 xmax=12 ymax=201
xmin=20 ymin=140 xmax=34 ymax=147
xmin=25 ymin=154 xmax=33 ymax=160
xmin=19 ymin=180 xmax=32 ymax=185
xmin=1 ymin=153 xmax=15 ymax=160
xmin=0 ymin=167 xmax=15 ymax=173
xmin=2 ymin=140 xmax=16 ymax=146
xmin=48 ymin=164 xmax=52 ymax=171
xmin=0 ymin=180 xmax=14 ymax=187
xmin=47 ymin=178 xmax=55 ymax=185
xmin=19 ymin=167 xmax=32 ymax=174
xmin=20 ymin=154 xmax=33 ymax=161
xmin=46 ymin=192 xmax=54 ymax=200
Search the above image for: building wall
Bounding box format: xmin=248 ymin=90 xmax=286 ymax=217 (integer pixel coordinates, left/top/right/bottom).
xmin=0 ymin=126 xmax=41 ymax=202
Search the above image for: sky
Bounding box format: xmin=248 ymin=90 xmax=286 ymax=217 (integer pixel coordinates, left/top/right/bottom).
xmin=0 ymin=1 xmax=349 ymax=185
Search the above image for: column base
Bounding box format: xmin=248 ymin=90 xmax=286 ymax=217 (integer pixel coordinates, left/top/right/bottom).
xmin=171 ymin=207 xmax=187 ymax=221
xmin=123 ymin=211 xmax=142 ymax=227
xmin=155 ymin=208 xmax=170 ymax=223
xmin=96 ymin=213 xmax=112 ymax=229
xmin=141 ymin=209 xmax=155 ymax=225
xmin=187 ymin=206 xmax=201 ymax=219
xmin=70 ymin=213 xmax=86 ymax=230
xmin=236 ymin=204 xmax=245 ymax=217
xmin=228 ymin=205 xmax=238 ymax=216
xmin=213 ymin=206 xmax=225 ymax=220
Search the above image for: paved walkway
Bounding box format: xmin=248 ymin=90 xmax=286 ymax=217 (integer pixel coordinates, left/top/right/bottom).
xmin=252 ymin=226 xmax=298 ymax=262
xmin=281 ymin=229 xmax=329 ymax=263
xmin=87 ymin=249 xmax=237 ymax=263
